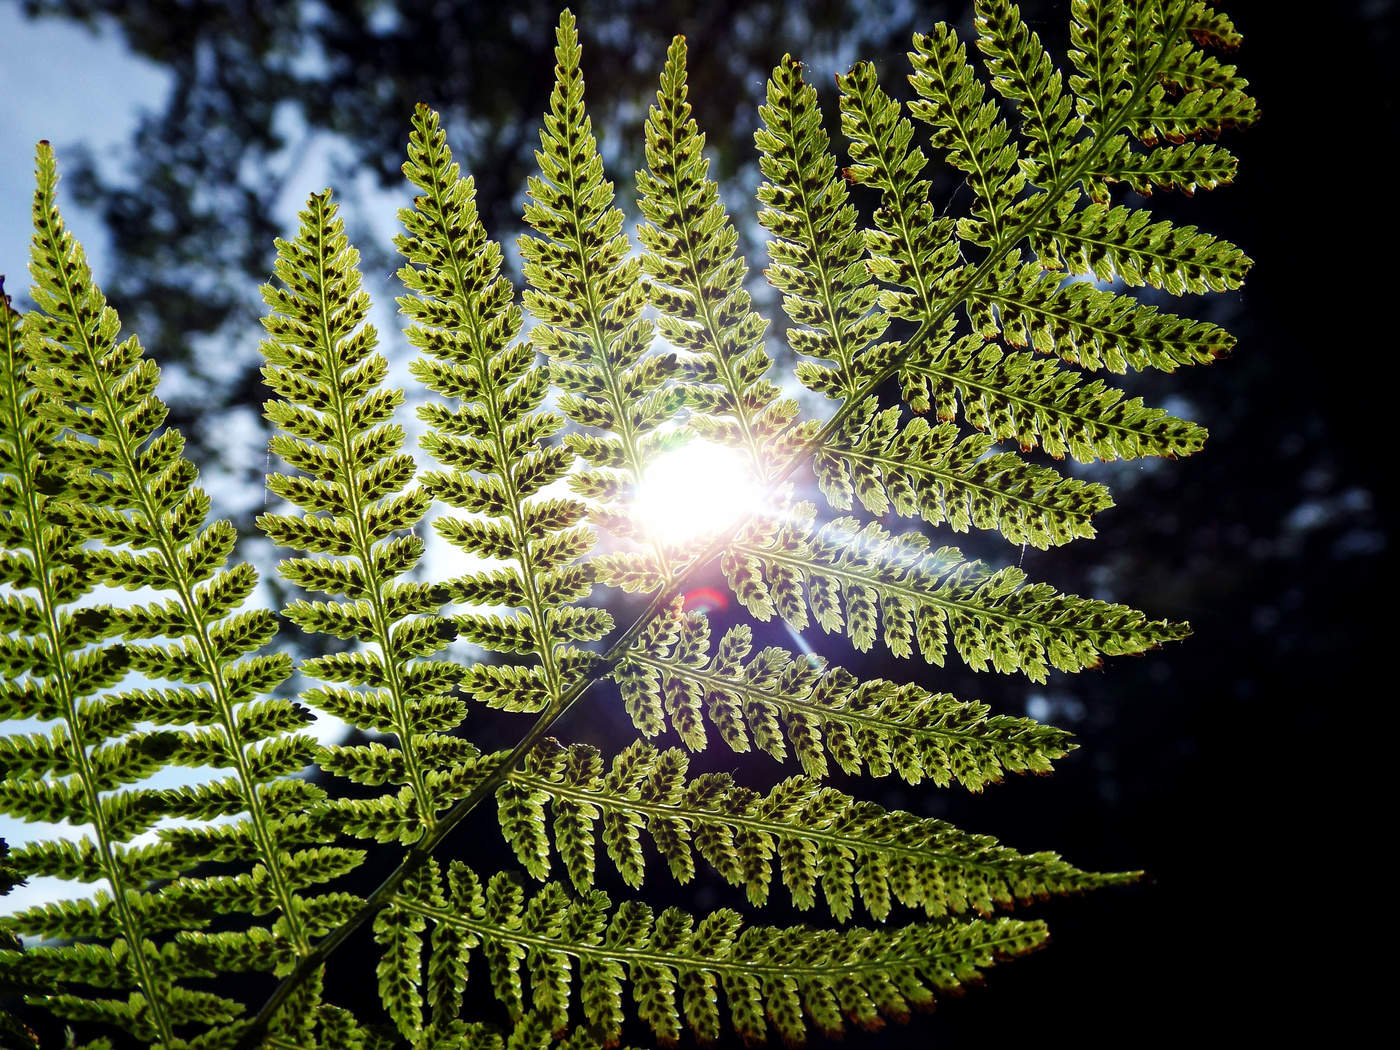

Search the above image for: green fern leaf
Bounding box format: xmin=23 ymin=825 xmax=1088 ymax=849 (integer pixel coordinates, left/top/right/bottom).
xmin=395 ymin=863 xmax=1048 ymax=1046
xmin=815 ymin=395 xmax=1113 ymax=546
xmin=399 ymin=101 xmax=606 ymax=718
xmin=521 ymin=12 xmax=686 ymax=556
xmin=907 ymin=23 xmax=1023 ymax=244
xmin=723 ymin=499 xmax=1184 ymax=678
xmin=257 ymin=185 xmax=464 ymax=862
xmin=615 ymin=599 xmax=1072 ymax=784
xmin=5 ymin=148 xmax=331 ymax=1047
xmin=1031 ymin=198 xmax=1250 ymax=294
xmin=967 ymin=252 xmax=1234 ymax=373
xmin=757 ymin=55 xmax=894 ymax=402
xmin=476 ymin=737 xmax=1132 ymax=922
xmin=2 ymin=6 xmax=1258 ymax=1046
xmin=637 ymin=35 xmax=796 ymax=477
xmin=975 ymin=0 xmax=1080 ymax=185
xmin=902 ymin=333 xmax=1207 ymax=460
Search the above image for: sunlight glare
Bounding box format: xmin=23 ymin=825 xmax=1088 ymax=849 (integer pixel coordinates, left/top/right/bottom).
xmin=635 ymin=440 xmax=760 ymax=544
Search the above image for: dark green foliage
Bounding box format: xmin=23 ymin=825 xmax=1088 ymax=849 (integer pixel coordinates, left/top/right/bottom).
xmin=1 ymin=3 xmax=1254 ymax=1047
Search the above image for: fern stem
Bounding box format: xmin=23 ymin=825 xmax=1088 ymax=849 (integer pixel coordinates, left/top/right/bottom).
xmin=398 ymin=895 xmax=1039 ymax=979
xmin=234 ymin=10 xmax=1190 ymax=1042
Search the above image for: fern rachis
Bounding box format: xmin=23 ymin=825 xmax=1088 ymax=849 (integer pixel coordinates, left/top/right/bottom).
xmin=0 ymin=3 xmax=1255 ymax=1047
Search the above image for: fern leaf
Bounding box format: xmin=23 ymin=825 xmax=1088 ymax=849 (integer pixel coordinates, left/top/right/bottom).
xmin=1092 ymin=139 xmax=1238 ymax=197
xmin=478 ymin=737 xmax=1132 ymax=922
xmin=615 ymin=599 xmax=1072 ymax=785
xmin=1067 ymin=0 xmax=1256 ymax=196
xmin=1138 ymin=4 xmax=1257 ymax=144
xmin=2 ymin=7 xmax=1257 ymax=1046
xmin=521 ymin=12 xmax=685 ymax=553
xmin=395 ymin=863 xmax=1047 ymax=1046
xmin=7 ymin=147 xmax=332 ymax=1046
xmin=1031 ymin=198 xmax=1250 ymax=294
xmin=837 ymin=4 xmax=1253 ymax=480
xmin=901 ymin=334 xmax=1206 ymax=460
xmin=757 ymin=55 xmax=894 ymax=402
xmin=967 ymin=252 xmax=1234 ymax=373
xmin=838 ymin=60 xmax=960 ymax=327
xmin=257 ymin=187 xmax=462 ymax=849
xmin=907 ymin=23 xmax=1023 ymax=244
xmin=839 ymin=62 xmax=1219 ymax=470
xmin=374 ymin=869 xmax=430 ymax=1043
xmin=814 ymin=396 xmax=1112 ymax=546
xmin=722 ymin=500 xmax=1184 ymax=679
xmin=399 ymin=102 xmax=606 ymax=717
xmin=637 ymin=36 xmax=796 ymax=477
xmin=975 ymin=0 xmax=1080 ymax=185
xmin=1067 ymin=0 xmax=1129 ymax=130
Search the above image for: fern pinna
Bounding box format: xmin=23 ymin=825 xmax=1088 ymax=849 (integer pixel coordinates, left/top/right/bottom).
xmin=0 ymin=2 xmax=1255 ymax=1047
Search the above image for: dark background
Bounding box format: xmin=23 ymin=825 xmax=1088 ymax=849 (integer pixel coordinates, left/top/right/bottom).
xmin=4 ymin=0 xmax=1391 ymax=1045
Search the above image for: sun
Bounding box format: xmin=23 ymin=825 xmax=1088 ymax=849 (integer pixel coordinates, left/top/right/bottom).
xmin=634 ymin=439 xmax=762 ymax=545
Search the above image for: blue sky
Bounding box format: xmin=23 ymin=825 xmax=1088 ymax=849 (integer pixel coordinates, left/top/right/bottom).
xmin=0 ymin=6 xmax=170 ymax=297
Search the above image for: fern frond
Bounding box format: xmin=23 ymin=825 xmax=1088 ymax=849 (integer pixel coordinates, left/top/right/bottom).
xmin=257 ymin=187 xmax=460 ymax=846
xmin=398 ymin=101 xmax=607 ymax=714
xmin=480 ymin=737 xmax=1130 ymax=923
xmin=1031 ymin=198 xmax=1249 ymax=294
xmin=975 ymin=0 xmax=1080 ymax=186
xmin=901 ymin=334 xmax=1206 ymax=460
xmin=836 ymin=4 xmax=1251 ymax=473
xmin=1 ymin=277 xmax=177 ymax=1035
xmin=7 ymin=145 xmax=328 ymax=1045
xmin=637 ymin=36 xmax=797 ymax=477
xmin=757 ymin=55 xmax=894 ymax=403
xmin=722 ymin=499 xmax=1184 ymax=679
xmin=906 ymin=23 xmax=1023 ymax=245
xmin=614 ymin=599 xmax=1071 ymax=785
xmin=837 ymin=58 xmax=960 ymax=328
xmin=1067 ymin=0 xmax=1129 ymax=131
xmin=521 ymin=12 xmax=685 ymax=551
xmin=814 ymin=395 xmax=1112 ymax=546
xmin=967 ymin=252 xmax=1234 ymax=373
xmin=385 ymin=861 xmax=1047 ymax=1046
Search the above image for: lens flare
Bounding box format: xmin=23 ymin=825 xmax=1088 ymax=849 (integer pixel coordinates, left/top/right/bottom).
xmin=635 ymin=440 xmax=760 ymax=544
